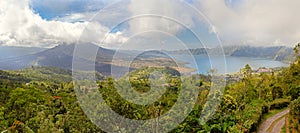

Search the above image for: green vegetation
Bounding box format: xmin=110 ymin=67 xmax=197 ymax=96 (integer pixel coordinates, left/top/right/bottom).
xmin=0 ymin=67 xmax=101 ymax=132
xmin=288 ymin=97 xmax=300 ymax=132
xmin=1 ymin=44 xmax=300 ymax=132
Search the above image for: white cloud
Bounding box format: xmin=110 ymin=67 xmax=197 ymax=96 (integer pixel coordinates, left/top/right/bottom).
xmin=0 ymin=0 xmax=127 ymax=48
xmin=197 ymin=0 xmax=300 ymax=47
xmin=128 ymin=0 xmax=194 ymax=34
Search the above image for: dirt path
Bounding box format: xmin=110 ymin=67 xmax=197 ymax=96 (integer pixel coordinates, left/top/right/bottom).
xmin=270 ymin=116 xmax=286 ymax=133
xmin=257 ymin=109 xmax=290 ymax=133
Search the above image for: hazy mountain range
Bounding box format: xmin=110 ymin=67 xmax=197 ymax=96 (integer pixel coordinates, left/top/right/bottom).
xmin=0 ymin=44 xmax=294 ymax=76
xmin=0 ymin=44 xmax=183 ymax=76
xmin=169 ymin=46 xmax=294 ymax=63
xmin=0 ymin=44 xmax=121 ymax=75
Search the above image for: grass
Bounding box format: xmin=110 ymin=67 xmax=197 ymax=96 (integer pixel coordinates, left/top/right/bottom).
xmin=281 ymin=123 xmax=286 ymax=133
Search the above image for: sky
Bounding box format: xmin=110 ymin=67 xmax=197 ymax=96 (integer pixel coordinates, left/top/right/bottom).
xmin=0 ymin=0 xmax=300 ymax=49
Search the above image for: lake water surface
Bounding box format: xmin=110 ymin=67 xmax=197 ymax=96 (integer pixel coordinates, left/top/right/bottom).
xmin=171 ymin=54 xmax=289 ymax=74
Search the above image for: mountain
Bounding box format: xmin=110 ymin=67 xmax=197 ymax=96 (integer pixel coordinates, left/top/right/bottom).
xmin=1 ymin=44 xmax=293 ymax=76
xmin=0 ymin=44 xmax=126 ymax=76
xmin=166 ymin=48 xmax=207 ymax=55
xmin=0 ymin=44 xmax=193 ymax=76
xmin=169 ymin=46 xmax=294 ymax=63
xmin=221 ymin=46 xmax=294 ymax=62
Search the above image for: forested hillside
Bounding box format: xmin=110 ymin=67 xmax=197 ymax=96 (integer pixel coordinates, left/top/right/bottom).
xmin=0 ymin=45 xmax=300 ymax=132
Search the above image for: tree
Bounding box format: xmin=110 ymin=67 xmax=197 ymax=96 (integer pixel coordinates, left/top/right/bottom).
xmin=241 ymin=64 xmax=252 ymax=78
xmin=239 ymin=64 xmax=256 ymax=103
xmin=0 ymin=107 xmax=8 ymax=131
xmin=272 ymin=86 xmax=283 ymax=100
xmin=293 ymin=42 xmax=300 ymax=55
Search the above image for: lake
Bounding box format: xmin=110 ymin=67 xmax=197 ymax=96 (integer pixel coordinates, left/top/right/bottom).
xmin=171 ymin=54 xmax=289 ymax=74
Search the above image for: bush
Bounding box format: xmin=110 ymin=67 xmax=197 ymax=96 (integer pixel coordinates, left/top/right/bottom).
xmin=290 ymin=97 xmax=300 ymax=117
xmin=269 ymin=98 xmax=290 ymax=110
xmin=227 ymin=125 xmax=243 ymax=133
xmin=239 ymin=100 xmax=267 ymax=132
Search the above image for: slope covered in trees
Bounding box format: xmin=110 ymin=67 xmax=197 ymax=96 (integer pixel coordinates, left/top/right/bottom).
xmin=0 ymin=44 xmax=300 ymax=132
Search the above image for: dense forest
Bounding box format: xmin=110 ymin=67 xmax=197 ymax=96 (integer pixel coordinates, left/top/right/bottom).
xmin=0 ymin=44 xmax=300 ymax=133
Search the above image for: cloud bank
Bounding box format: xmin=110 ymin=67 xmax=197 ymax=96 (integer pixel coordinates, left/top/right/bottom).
xmin=128 ymin=0 xmax=194 ymax=34
xmin=0 ymin=0 xmax=126 ymax=48
xmin=1 ymin=0 xmax=299 ymax=48
xmin=198 ymin=0 xmax=300 ymax=46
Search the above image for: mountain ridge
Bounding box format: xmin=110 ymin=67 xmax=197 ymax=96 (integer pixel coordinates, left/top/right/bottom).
xmin=0 ymin=45 xmax=293 ymax=76
xmin=169 ymin=45 xmax=294 ymax=63
xmin=0 ymin=44 xmax=122 ymax=76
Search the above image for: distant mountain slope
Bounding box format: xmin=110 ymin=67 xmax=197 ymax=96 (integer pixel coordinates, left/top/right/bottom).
xmin=221 ymin=46 xmax=294 ymax=63
xmin=0 ymin=44 xmax=124 ymax=75
xmin=169 ymin=46 xmax=294 ymax=63
xmin=0 ymin=66 xmax=104 ymax=85
xmin=167 ymin=48 xmax=207 ymax=55
xmin=0 ymin=44 xmax=193 ymax=76
xmin=0 ymin=69 xmax=30 ymax=83
xmin=11 ymin=66 xmax=104 ymax=83
xmin=0 ymin=44 xmax=294 ymax=76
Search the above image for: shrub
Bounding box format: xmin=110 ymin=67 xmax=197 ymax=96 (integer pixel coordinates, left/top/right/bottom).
xmin=239 ymin=100 xmax=267 ymax=132
xmin=289 ymin=97 xmax=300 ymax=120
xmin=269 ymin=98 xmax=290 ymax=110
